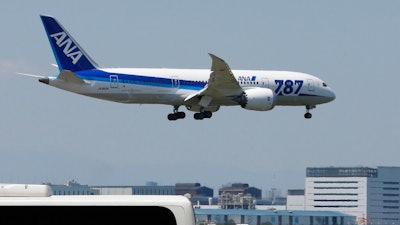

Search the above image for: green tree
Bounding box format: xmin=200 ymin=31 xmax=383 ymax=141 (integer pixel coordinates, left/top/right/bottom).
xmin=226 ymin=219 xmax=236 ymax=225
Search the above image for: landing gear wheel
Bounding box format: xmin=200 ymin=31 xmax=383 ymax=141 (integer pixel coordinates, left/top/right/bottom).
xmin=204 ymin=111 xmax=212 ymax=118
xmin=194 ymin=113 xmax=205 ymax=120
xmin=304 ymin=105 xmax=315 ymax=119
xmin=168 ymin=113 xmax=178 ymax=121
xmin=178 ymin=111 xmax=186 ymax=119
xmin=167 ymin=105 xmax=185 ymax=121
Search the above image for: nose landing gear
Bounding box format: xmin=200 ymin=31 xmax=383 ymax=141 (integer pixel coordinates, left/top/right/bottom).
xmin=304 ymin=105 xmax=315 ymax=119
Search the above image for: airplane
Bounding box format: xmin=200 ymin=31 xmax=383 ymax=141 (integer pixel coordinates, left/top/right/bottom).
xmin=20 ymin=15 xmax=335 ymax=121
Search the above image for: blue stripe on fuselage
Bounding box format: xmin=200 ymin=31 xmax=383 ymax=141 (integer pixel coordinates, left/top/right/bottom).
xmin=74 ymin=69 xmax=205 ymax=91
xmin=275 ymin=92 xmax=320 ymax=97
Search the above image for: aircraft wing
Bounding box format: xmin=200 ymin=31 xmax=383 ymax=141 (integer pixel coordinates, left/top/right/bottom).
xmin=184 ymin=53 xmax=243 ymax=107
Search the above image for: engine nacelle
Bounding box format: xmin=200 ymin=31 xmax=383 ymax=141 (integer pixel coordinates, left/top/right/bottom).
xmin=237 ymin=88 xmax=276 ymax=111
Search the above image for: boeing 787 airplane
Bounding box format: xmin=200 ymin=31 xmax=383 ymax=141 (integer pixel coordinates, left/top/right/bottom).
xmin=20 ymin=15 xmax=335 ymax=120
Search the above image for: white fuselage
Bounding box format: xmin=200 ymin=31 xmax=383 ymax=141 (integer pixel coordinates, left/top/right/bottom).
xmin=47 ymin=68 xmax=335 ymax=108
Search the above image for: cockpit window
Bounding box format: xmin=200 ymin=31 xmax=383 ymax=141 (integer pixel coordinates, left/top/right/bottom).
xmin=322 ymin=82 xmax=327 ymax=87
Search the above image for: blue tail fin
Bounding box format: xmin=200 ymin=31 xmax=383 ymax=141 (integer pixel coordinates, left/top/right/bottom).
xmin=40 ymin=15 xmax=98 ymax=72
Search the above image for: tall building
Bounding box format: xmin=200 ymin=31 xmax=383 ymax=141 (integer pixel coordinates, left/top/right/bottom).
xmin=305 ymin=166 xmax=400 ymax=224
xmin=219 ymin=183 xmax=262 ymax=199
xmin=174 ymin=183 xmax=213 ymax=197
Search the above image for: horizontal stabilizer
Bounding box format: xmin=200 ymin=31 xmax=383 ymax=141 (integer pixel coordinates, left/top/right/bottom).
xmin=57 ymin=70 xmax=85 ymax=84
xmin=15 ymin=72 xmax=46 ymax=79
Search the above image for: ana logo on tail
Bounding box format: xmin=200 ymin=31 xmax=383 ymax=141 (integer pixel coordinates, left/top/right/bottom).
xmin=50 ymin=31 xmax=82 ymax=64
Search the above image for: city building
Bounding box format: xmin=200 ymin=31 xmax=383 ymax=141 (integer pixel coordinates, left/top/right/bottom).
xmin=175 ymin=183 xmax=214 ymax=197
xmin=219 ymin=192 xmax=256 ymax=210
xmin=48 ymin=179 xmax=98 ymax=195
xmin=219 ymin=183 xmax=262 ymax=199
xmin=304 ymin=166 xmax=400 ymax=224
xmin=92 ymin=181 xmax=175 ymax=195
xmin=195 ymin=208 xmax=356 ymax=225
xmin=286 ymin=189 xmax=305 ymax=211
xmin=45 ymin=166 xmax=400 ymax=225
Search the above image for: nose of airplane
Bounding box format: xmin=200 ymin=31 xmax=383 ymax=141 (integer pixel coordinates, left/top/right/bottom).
xmin=326 ymin=89 xmax=336 ymax=102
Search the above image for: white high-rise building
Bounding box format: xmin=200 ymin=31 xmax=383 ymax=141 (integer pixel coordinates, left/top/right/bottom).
xmin=305 ymin=166 xmax=400 ymax=224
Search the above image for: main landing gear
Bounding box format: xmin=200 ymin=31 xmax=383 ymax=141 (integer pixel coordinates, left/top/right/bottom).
xmin=167 ymin=105 xmax=213 ymax=121
xmin=304 ymin=105 xmax=315 ymax=119
xmin=167 ymin=105 xmax=186 ymax=121
xmin=193 ymin=111 xmax=212 ymax=120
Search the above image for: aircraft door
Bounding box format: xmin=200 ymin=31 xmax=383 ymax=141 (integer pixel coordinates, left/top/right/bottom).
xmin=171 ymin=76 xmax=179 ymax=88
xmin=307 ymin=79 xmax=314 ymax=91
xmin=110 ymin=75 xmax=118 ymax=88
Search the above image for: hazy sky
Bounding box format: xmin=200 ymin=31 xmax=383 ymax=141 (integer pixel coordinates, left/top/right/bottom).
xmin=1 ymin=1 xmax=399 ymax=196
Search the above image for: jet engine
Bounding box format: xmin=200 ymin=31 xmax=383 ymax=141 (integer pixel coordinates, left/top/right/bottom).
xmin=236 ymin=88 xmax=276 ymax=111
